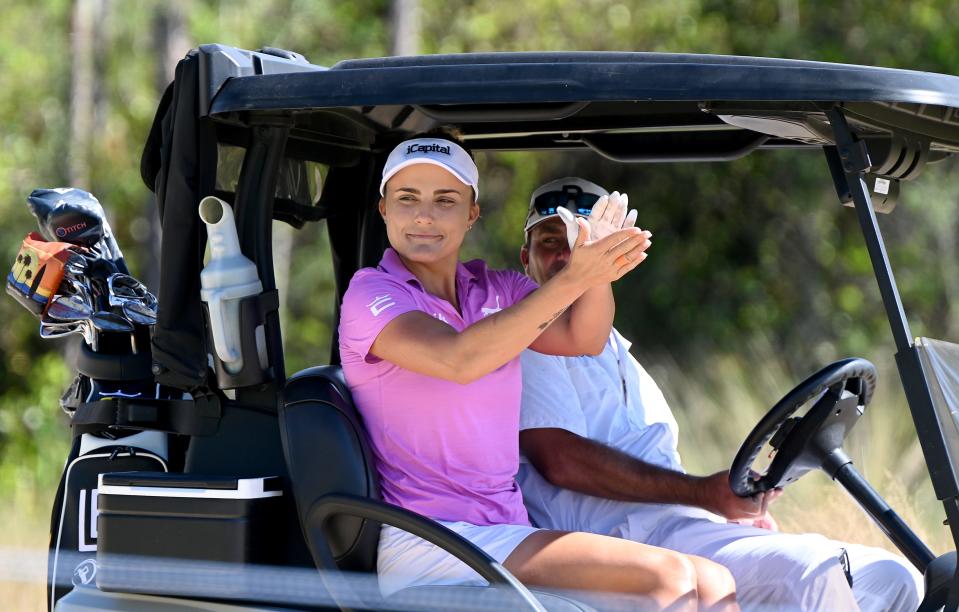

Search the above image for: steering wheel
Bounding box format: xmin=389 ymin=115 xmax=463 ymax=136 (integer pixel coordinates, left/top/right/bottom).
xmin=729 ymin=358 xmax=877 ymax=497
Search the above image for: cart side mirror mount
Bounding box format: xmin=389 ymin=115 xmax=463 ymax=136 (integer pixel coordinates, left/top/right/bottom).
xmin=844 ymin=174 xmax=899 ymax=214
xmin=825 ymin=145 xmax=900 ymax=214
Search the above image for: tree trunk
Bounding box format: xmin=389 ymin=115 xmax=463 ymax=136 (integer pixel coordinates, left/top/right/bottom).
xmin=145 ymin=1 xmax=189 ymax=291
xmin=68 ymin=0 xmax=97 ymax=188
xmin=390 ymin=0 xmax=421 ymax=56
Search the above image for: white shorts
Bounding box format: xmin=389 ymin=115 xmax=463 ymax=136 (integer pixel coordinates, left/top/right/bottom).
xmin=377 ymin=521 xmax=541 ymax=597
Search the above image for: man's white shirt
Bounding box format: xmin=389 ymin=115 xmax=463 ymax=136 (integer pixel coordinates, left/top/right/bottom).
xmin=518 ymin=328 xmax=713 ymax=538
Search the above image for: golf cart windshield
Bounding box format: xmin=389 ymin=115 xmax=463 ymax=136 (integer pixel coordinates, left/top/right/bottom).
xmin=917 ymin=339 xmax=959 ymax=471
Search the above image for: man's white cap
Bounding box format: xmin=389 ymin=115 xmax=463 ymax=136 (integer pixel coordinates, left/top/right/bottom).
xmin=380 ymin=137 xmax=479 ymax=200
xmin=524 ymin=177 xmax=608 ymax=235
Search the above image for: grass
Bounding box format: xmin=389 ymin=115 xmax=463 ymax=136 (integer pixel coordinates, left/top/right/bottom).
xmin=0 ymin=346 xmax=951 ymax=611
xmin=0 ymin=490 xmax=53 ymax=612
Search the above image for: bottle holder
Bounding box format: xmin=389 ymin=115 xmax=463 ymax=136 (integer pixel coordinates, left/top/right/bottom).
xmin=201 ymin=289 xmax=278 ymax=390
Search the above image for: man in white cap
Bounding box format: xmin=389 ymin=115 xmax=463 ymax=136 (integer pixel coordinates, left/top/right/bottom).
xmin=516 ymin=177 xmax=924 ymax=611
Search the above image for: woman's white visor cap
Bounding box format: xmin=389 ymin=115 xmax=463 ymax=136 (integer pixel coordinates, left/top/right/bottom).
xmin=379 ymin=138 xmax=479 ymax=200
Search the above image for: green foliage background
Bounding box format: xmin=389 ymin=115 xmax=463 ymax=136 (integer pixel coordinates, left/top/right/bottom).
xmin=1 ymin=0 xmax=958 ymax=559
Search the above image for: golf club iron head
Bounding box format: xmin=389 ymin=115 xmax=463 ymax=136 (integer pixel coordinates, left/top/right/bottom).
xmin=45 ymin=294 xmax=94 ymax=322
xmin=39 ymin=321 xmax=81 ymax=339
xmin=63 ymin=252 xmax=89 ymax=276
xmin=39 ymin=319 xmax=97 ymax=348
xmin=107 ymin=273 xmax=155 ymax=308
xmin=90 ymin=311 xmax=135 ymax=333
xmin=121 ymin=301 xmax=157 ymax=326
xmin=59 ymin=276 xmax=95 ymax=310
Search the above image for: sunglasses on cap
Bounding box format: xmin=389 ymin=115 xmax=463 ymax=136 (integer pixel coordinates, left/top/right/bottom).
xmin=532 ymin=185 xmax=602 ymax=216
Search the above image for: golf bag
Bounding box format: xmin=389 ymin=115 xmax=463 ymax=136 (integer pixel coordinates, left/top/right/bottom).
xmin=47 ymin=431 xmax=168 ymax=608
xmin=45 ymin=359 xmax=188 ymax=611
xmin=3 ymin=188 xmax=176 ymax=610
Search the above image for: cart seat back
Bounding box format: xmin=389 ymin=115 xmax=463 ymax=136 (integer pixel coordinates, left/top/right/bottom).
xmin=281 ymin=365 xmax=380 ymax=572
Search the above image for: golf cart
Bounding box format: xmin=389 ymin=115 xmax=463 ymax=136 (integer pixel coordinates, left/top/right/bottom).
xmin=34 ymin=44 xmax=959 ymax=610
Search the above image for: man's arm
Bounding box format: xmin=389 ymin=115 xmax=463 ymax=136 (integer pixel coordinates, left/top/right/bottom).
xmin=520 ymin=427 xmax=767 ymax=520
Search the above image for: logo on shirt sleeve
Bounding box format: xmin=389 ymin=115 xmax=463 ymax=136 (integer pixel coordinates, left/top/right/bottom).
xmin=367 ymin=294 xmax=396 ymax=317
xmin=481 ymin=295 xmax=502 ymax=317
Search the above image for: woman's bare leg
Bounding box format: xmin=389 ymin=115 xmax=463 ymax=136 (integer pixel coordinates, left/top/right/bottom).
xmin=687 ymin=554 xmax=738 ymax=611
xmin=504 ymin=530 xmax=737 ymax=610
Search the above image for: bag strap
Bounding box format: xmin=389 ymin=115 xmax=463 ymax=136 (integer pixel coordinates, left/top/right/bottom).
xmin=72 ymin=396 xmax=221 ymax=437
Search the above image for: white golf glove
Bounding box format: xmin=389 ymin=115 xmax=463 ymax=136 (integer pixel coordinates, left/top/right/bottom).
xmin=557 ymin=191 xmax=639 ymax=250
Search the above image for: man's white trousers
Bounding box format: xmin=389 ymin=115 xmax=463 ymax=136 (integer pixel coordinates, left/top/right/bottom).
xmin=613 ymin=508 xmax=923 ymax=611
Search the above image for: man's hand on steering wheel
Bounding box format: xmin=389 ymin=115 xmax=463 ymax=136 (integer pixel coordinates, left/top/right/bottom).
xmin=695 ymin=470 xmax=782 ymax=521
xmin=730 ymin=512 xmax=781 ymax=531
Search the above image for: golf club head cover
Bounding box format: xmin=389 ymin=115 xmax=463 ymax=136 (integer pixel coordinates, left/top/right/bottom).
xmin=6 ymin=232 xmax=77 ymax=315
xmin=28 ymin=188 xmax=126 ymax=270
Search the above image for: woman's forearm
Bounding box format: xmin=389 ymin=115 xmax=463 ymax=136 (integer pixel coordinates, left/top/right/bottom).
xmin=525 ymin=282 xmax=614 ymax=357
xmin=448 ymin=269 xmax=589 ymax=382
xmin=370 ymin=267 xmax=591 ymax=384
xmin=371 ymin=227 xmax=647 ymax=383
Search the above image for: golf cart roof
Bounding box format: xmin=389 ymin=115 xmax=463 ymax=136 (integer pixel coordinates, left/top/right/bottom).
xmin=201 ymin=45 xmax=959 ymax=168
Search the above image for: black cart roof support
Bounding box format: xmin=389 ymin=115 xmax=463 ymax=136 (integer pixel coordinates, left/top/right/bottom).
xmin=825 ymin=109 xmax=913 ymax=353
xmin=233 ymin=117 xmax=292 ymax=390
xmin=826 ymin=108 xmax=959 ymax=575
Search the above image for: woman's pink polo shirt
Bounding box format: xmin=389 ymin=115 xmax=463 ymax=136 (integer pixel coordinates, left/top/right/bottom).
xmin=338 ymin=248 xmax=538 ymax=526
